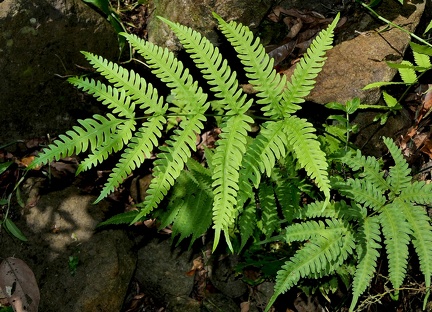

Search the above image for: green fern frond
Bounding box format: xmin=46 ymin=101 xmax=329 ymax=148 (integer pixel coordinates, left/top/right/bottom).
xmin=383 ymin=137 xmax=411 ymax=195
xmin=81 ymin=51 xmax=166 ymax=113
xmin=350 ymin=215 xmax=381 ymax=311
xmin=160 ymin=17 xmax=252 ymax=115
xmin=77 ymin=119 xmax=136 ymax=174
xmin=31 ymin=114 xmax=122 ymax=168
xmin=68 ymin=77 xmax=135 ymax=118
xmin=281 ymin=14 xmax=339 ymax=112
xmin=271 ymin=167 xmax=301 ymax=223
xmin=169 ymin=170 xmax=213 ymax=247
xmin=97 ymin=210 xmax=139 ymax=227
xmin=284 ymin=220 xmax=329 ymax=243
xmin=398 ymin=181 xmax=432 ymax=204
xmin=291 ymin=200 xmax=365 ymax=220
xmin=379 ymin=201 xmax=412 ymax=290
xmin=95 ymin=116 xmax=166 ymax=203
xmin=212 ymin=114 xmax=253 ymax=251
xmin=398 ymin=200 xmax=432 ymax=308
xmin=238 ymin=198 xmax=257 ymax=251
xmin=122 ymin=33 xmax=208 ymax=115
xmin=258 ymin=182 xmax=279 ymax=238
xmin=284 ymin=116 xmax=330 ymax=200
xmin=212 ymin=13 xmax=288 ymax=118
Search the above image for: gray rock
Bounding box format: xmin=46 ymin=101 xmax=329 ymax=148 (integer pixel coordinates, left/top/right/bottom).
xmin=146 ymin=0 xmax=274 ymax=51
xmin=135 ymin=238 xmax=197 ymax=304
xmin=0 ymin=0 xmax=118 ymax=144
xmin=210 ymin=255 xmax=247 ymax=299
xmin=202 ymin=293 xmax=239 ymax=312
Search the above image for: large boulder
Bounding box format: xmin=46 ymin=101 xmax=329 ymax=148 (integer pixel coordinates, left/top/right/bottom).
xmin=0 ymin=0 xmax=118 ymax=145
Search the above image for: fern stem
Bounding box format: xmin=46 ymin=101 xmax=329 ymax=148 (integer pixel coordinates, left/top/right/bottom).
xmin=359 ymin=2 xmax=432 ymax=48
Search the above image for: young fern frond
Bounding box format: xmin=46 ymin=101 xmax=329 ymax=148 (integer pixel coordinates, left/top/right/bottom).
xmin=258 ymin=182 xmax=279 ymax=238
xmin=383 ymin=137 xmax=412 ymax=195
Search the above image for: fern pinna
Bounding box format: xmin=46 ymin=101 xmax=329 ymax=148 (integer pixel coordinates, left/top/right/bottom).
xmin=267 ymin=137 xmax=432 ymax=311
xmin=30 ymin=13 xmax=339 ymax=251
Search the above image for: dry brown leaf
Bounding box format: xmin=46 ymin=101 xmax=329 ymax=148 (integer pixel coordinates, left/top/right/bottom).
xmin=0 ymin=257 xmax=40 ymax=312
xmin=240 ymin=301 xmax=250 ymax=312
xmin=420 ymin=139 xmax=432 ymax=158
xmin=186 ymin=257 xmax=204 ymax=276
xmin=400 ymin=126 xmax=417 ymax=151
xmin=268 ymin=41 xmax=297 ymax=66
xmin=285 ymin=18 xmax=303 ymax=39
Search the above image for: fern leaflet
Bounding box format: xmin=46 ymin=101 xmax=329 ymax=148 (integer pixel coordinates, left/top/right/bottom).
xmin=258 ymin=182 xmax=279 ymax=238
xmin=81 ymin=51 xmax=165 ymax=113
xmin=31 ymin=114 xmax=122 ymax=169
xmin=350 ymin=215 xmax=381 ymax=310
xmin=212 ymin=114 xmax=252 ymax=251
xmin=160 ymin=17 xmax=251 ymax=114
xmin=284 ymin=116 xmax=330 ymax=200
xmin=213 ymin=13 xmax=287 ymax=118
xmin=281 ymin=14 xmax=339 ymax=113
xmin=95 ymin=116 xmax=166 ymax=203
xmin=383 ymin=137 xmax=412 ymax=196
xmin=77 ymin=118 xmax=136 ymax=174
xmin=379 ymin=201 xmax=412 ymax=290
xmin=132 ymin=113 xmax=207 ymax=220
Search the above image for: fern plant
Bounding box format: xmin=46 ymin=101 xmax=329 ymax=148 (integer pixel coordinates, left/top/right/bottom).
xmin=29 ymin=13 xmax=340 ymax=252
xmin=266 ymin=137 xmax=432 ymax=311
